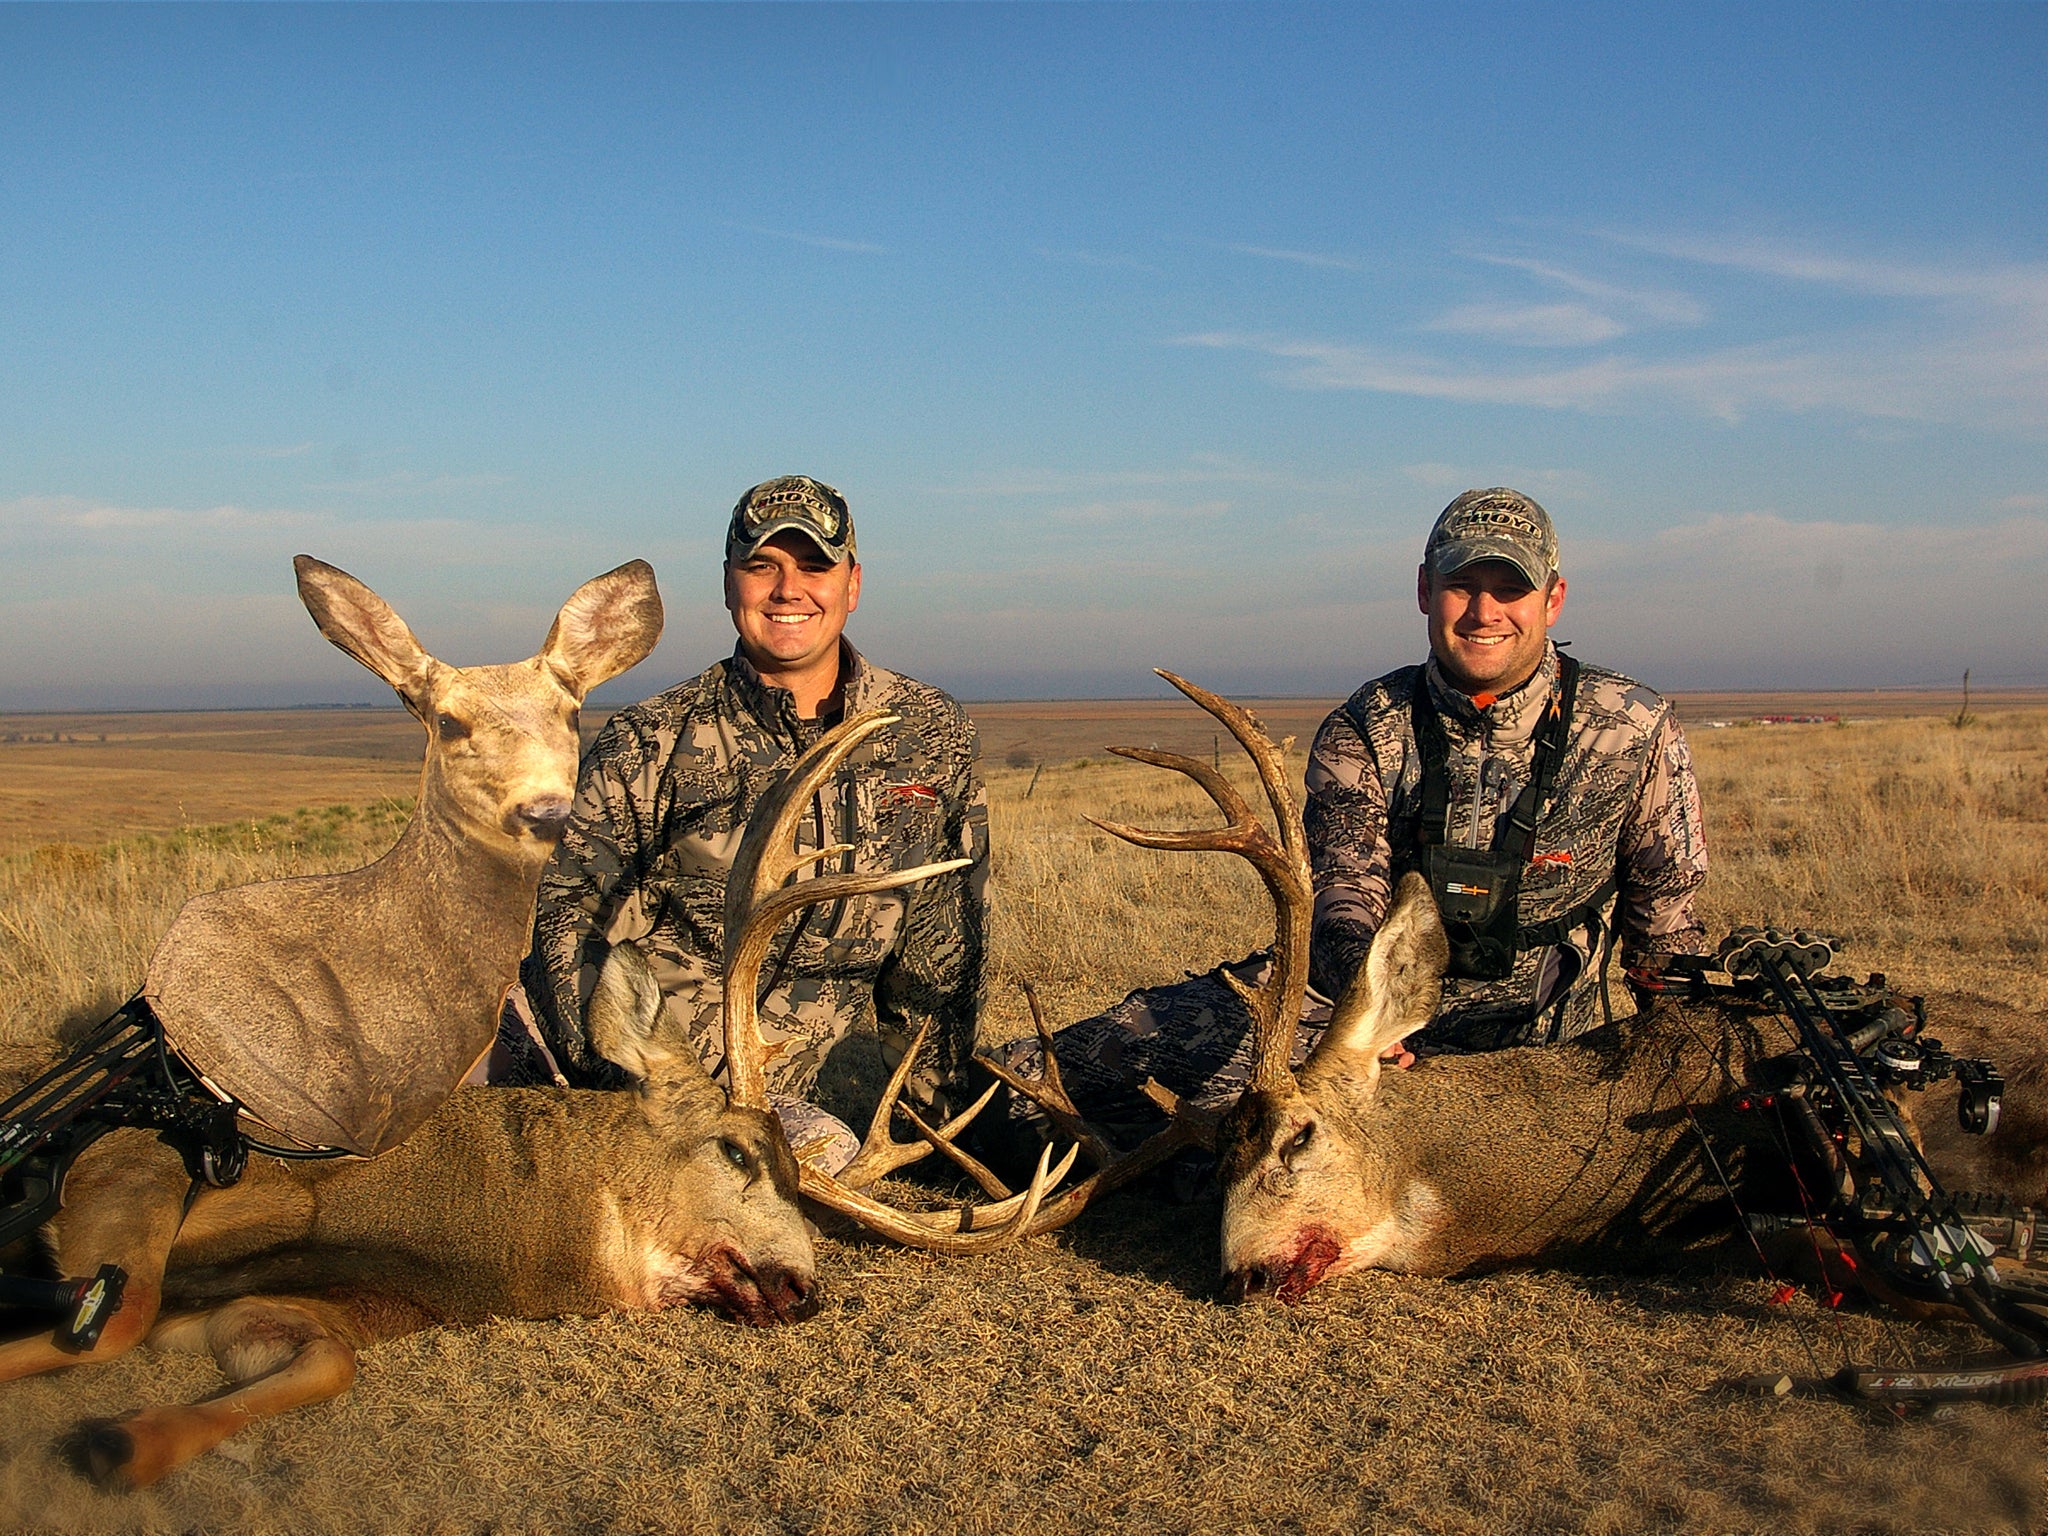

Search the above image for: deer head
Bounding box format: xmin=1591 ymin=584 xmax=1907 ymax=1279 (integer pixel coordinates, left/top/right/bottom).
xmin=1217 ymin=873 xmax=1447 ymax=1302
xmin=586 ymin=941 xmax=817 ymax=1324
xmin=293 ymin=555 xmax=664 ymax=854
xmin=988 ymin=672 xmax=1453 ymax=1294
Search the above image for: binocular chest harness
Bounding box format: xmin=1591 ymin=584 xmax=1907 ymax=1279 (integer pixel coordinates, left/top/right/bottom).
xmin=1406 ymin=653 xmax=1617 ymax=983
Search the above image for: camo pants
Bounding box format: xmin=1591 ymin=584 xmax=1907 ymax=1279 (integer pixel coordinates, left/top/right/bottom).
xmin=985 ymin=951 xmax=1336 ymax=1179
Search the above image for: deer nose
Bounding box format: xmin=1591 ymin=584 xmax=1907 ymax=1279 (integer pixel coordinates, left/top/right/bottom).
xmin=512 ymin=796 xmax=573 ymax=836
xmin=1224 ymin=1265 xmax=1276 ymax=1305
xmin=763 ymin=1266 xmax=820 ymax=1324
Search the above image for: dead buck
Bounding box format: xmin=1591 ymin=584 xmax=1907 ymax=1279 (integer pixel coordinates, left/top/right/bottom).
xmin=990 ymin=672 xmax=2043 ymax=1306
xmin=0 ymin=707 xmax=990 ymax=1489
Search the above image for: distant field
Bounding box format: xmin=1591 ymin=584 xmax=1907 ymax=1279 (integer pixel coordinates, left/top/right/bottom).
xmin=5 ymin=688 xmax=2039 ymax=855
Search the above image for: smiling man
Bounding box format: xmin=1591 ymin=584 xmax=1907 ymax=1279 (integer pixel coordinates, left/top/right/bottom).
xmin=509 ymin=476 xmax=988 ymax=1164
xmin=1304 ymin=487 xmax=1707 ymax=1051
xmin=988 ymin=487 xmax=1709 ymax=1179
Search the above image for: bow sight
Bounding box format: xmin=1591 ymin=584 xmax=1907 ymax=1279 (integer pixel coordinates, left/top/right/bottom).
xmin=1663 ymin=928 xmax=2048 ymax=1404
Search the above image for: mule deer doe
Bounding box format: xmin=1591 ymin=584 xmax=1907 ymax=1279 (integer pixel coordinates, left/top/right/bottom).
xmin=1 ymin=707 xmax=990 ymax=1489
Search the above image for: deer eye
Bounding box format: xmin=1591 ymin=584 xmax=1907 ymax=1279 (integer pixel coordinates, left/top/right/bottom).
xmin=435 ymin=712 xmax=471 ymax=742
xmin=1290 ymin=1124 xmax=1315 ymax=1153
xmin=719 ymin=1139 xmax=751 ymax=1174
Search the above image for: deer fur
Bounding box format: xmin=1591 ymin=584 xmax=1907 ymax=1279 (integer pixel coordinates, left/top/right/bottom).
xmin=145 ymin=555 xmax=663 ymax=1159
xmin=0 ymin=556 xmax=671 ymax=1484
xmin=1216 ymin=875 xmax=2048 ymax=1303
xmin=2 ymin=945 xmax=816 ymax=1491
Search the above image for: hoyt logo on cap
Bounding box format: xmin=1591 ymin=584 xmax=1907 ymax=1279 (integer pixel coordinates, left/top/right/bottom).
xmin=1423 ymin=487 xmax=1559 ymax=589
xmin=726 ymin=475 xmax=857 ymax=565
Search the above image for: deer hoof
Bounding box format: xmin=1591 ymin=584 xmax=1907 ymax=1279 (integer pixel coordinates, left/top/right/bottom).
xmin=78 ymin=1419 xmax=140 ymax=1491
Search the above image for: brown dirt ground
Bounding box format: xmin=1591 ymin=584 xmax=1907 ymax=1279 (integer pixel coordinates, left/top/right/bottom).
xmin=4 ymin=699 xmax=2047 ymax=1531
xmin=3 ymin=1202 xmax=2042 ymax=1536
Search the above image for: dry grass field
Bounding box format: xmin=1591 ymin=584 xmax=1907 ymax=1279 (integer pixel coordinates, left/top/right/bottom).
xmin=2 ymin=699 xmax=2047 ymax=1533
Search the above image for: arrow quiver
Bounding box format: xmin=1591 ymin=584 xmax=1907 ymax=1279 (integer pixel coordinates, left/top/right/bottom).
xmin=1665 ymin=929 xmax=2048 ymax=1404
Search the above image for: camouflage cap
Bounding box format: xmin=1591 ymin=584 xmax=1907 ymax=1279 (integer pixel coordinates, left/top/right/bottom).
xmin=1423 ymin=487 xmax=1558 ymax=588
xmin=726 ymin=475 xmax=857 ymax=566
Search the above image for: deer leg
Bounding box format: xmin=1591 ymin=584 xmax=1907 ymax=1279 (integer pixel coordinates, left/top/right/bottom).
xmin=0 ymin=1133 xmax=190 ymax=1383
xmin=81 ymin=1291 xmax=415 ymax=1491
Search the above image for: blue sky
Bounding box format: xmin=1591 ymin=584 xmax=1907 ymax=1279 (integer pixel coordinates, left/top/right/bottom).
xmin=3 ymin=3 xmax=2044 ymax=707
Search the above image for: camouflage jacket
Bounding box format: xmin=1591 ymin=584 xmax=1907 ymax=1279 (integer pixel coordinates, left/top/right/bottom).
xmin=1304 ymin=644 xmax=1706 ymax=1049
xmin=522 ymin=642 xmax=989 ymax=1124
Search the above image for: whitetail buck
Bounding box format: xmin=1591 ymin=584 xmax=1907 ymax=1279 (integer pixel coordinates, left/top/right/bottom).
xmin=0 ymin=708 xmax=1023 ymax=1489
xmin=986 ymin=673 xmax=2048 ymax=1313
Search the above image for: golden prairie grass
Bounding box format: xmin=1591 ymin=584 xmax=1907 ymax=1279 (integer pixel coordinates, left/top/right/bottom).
xmin=2 ymin=710 xmax=2047 ymax=1533
xmin=1689 ymin=712 xmax=2048 ymax=1007
xmin=0 ymin=801 xmax=410 ymax=1049
xmin=978 ymin=708 xmax=2048 ymax=1041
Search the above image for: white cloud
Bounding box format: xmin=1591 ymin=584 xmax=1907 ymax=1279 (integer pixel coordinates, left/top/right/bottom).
xmin=1185 ymin=235 xmax=2048 ymax=432
xmin=728 ymin=221 xmax=888 ymax=255
xmin=1466 ymin=254 xmax=1707 ymax=327
xmin=1425 ymin=302 xmax=1628 ymax=348
xmin=1226 ymin=244 xmax=1362 ymax=272
xmin=1600 ymin=231 xmax=2048 ymax=310
xmin=0 ymin=495 xmax=317 ymax=537
xmin=1177 ymin=320 xmax=2048 ymax=430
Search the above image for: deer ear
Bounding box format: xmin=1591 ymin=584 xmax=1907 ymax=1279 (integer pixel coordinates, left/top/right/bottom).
xmin=294 ymin=555 xmax=435 ymax=711
xmin=1308 ymin=873 xmax=1448 ymax=1070
xmin=587 ymin=941 xmax=723 ymax=1108
xmin=586 ymin=941 xmax=673 ymax=1081
xmin=538 ymin=560 xmax=664 ymax=701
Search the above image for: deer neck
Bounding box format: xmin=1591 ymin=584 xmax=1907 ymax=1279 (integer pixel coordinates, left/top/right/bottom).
xmin=380 ymin=794 xmax=550 ymax=971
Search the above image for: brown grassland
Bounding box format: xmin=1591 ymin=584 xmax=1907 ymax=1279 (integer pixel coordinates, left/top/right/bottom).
xmin=2 ymin=701 xmax=2046 ymax=1533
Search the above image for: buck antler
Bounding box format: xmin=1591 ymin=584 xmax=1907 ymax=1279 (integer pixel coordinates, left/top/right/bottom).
xmin=1092 ymin=670 xmax=1312 ymax=1096
xmin=960 ymin=668 xmax=1313 ymax=1238
xmin=723 ymin=708 xmax=1078 ymax=1253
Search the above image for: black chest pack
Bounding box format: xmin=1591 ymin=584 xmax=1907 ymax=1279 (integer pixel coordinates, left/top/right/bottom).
xmin=1405 ymin=655 xmax=1616 ymax=981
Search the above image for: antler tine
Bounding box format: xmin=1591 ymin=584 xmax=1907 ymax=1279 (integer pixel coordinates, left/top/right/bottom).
xmin=1099 ymin=744 xmax=1263 ymax=842
xmin=798 ymin=1141 xmax=1081 ymax=1254
xmin=1154 ymin=668 xmax=1306 ymax=866
xmin=1088 ymin=671 xmax=1313 ymax=1096
xmin=725 ymin=853 xmax=972 ymax=1109
xmin=960 ymin=1064 xmax=1213 ymax=1240
xmin=722 ymin=707 xmax=959 ymax=1110
xmin=835 ymin=1017 xmax=1014 ymax=1199
xmin=962 ymin=983 xmax=1224 ymax=1242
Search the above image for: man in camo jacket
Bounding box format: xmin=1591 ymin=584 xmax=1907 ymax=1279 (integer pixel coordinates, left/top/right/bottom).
xmin=1306 ymin=486 xmax=1707 ymax=1051
xmin=995 ymin=488 xmax=1705 ymax=1158
xmin=502 ymin=476 xmax=989 ymax=1169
